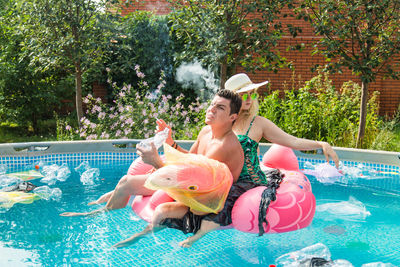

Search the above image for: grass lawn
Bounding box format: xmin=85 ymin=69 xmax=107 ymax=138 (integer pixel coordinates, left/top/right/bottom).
xmin=0 ymin=123 xmax=57 ymax=143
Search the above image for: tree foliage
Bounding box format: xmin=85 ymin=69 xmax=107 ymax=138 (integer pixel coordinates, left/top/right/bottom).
xmin=87 ymin=11 xmax=180 ymax=99
xmin=0 ymin=0 xmax=70 ymax=133
xmin=20 ymin=0 xmax=119 ymax=125
xmin=299 ymin=0 xmax=400 ymax=147
xmin=167 ymin=0 xmax=300 ymax=86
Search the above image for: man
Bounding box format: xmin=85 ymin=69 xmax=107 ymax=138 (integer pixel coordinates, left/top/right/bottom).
xmin=60 ymin=90 xmax=244 ymax=223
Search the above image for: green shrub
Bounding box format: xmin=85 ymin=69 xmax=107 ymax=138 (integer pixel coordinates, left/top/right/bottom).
xmin=259 ymin=71 xmax=387 ymax=149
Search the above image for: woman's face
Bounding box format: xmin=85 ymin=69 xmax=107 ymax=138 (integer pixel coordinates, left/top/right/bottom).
xmin=238 ymin=90 xmax=257 ymax=111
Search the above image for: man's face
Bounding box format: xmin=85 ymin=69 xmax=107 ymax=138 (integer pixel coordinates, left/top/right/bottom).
xmin=205 ymin=95 xmax=236 ymax=125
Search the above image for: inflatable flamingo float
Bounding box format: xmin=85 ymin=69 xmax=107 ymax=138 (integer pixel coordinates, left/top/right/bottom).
xmin=130 ymin=144 xmax=316 ymax=234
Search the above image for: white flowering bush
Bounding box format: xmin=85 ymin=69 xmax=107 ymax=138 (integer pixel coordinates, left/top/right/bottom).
xmin=57 ymin=66 xmax=207 ymax=141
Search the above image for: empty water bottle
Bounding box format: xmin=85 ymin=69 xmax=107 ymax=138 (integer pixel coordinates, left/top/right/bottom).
xmin=138 ymin=128 xmax=169 ymax=150
xmin=275 ymin=243 xmax=331 ymax=266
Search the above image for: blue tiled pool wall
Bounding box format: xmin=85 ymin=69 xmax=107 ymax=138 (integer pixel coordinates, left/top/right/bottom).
xmin=1 ymin=152 xmax=399 ymax=174
xmin=0 ymin=152 xmax=141 ymax=173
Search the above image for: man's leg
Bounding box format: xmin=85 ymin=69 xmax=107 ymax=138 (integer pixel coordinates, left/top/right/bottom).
xmin=113 ymin=224 xmax=161 ymax=248
xmin=60 ymin=174 xmax=155 ymax=217
xmin=113 ymin=202 xmax=188 ymax=248
xmin=178 ymin=220 xmax=220 ymax=248
xmin=152 ymin=202 xmax=189 ymax=225
xmin=176 ymin=181 xmax=258 ymax=247
xmin=88 ymin=191 xmax=113 ymax=205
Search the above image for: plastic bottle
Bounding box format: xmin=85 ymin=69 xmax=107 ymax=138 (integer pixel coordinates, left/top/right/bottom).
xmin=275 ymin=243 xmax=331 ymax=266
xmin=138 ymin=128 xmax=169 ymax=150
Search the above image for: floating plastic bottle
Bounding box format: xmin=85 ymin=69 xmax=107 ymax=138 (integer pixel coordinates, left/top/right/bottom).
xmin=138 ymin=128 xmax=169 ymax=150
xmin=80 ymin=168 xmax=100 ymax=185
xmin=33 ymin=186 xmax=62 ymax=201
xmin=316 ymin=196 xmax=371 ymax=221
xmin=40 ymin=163 xmax=71 ymax=185
xmin=275 ymin=243 xmax=331 ymax=266
xmin=275 ymin=243 xmax=354 ymax=266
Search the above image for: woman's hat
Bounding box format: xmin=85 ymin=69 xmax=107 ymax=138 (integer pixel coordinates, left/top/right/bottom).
xmin=224 ymin=73 xmax=269 ymax=93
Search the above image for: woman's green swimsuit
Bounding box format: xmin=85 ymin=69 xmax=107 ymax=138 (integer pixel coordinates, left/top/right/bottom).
xmin=237 ymin=116 xmax=268 ymax=185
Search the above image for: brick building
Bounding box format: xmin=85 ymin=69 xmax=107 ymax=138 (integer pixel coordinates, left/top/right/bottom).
xmin=118 ymin=1 xmax=400 ymax=117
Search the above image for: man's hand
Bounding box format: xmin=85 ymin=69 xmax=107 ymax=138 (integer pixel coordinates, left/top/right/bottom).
xmin=156 ymin=119 xmax=173 ymax=146
xmin=136 ymin=142 xmax=163 ymax=169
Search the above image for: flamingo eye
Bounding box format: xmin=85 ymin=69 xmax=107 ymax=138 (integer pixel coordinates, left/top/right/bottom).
xmin=188 ymin=185 xmax=198 ymax=190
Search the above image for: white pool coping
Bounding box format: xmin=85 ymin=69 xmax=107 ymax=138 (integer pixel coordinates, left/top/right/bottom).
xmin=0 ymin=140 xmax=399 ymax=167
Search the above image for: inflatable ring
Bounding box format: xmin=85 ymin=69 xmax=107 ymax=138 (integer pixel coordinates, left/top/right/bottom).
xmin=128 ymin=157 xmax=174 ymax=222
xmin=231 ymin=145 xmax=315 ymax=233
xmin=130 ymin=145 xmax=316 ymax=233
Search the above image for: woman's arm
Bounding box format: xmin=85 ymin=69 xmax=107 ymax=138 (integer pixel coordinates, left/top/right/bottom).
xmin=258 ymin=116 xmax=339 ymax=168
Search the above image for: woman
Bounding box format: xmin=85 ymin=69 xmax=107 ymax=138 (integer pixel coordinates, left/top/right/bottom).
xmin=225 ymin=73 xmax=339 ymax=176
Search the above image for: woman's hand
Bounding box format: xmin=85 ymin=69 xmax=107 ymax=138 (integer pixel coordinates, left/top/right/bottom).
xmin=318 ymin=141 xmax=339 ymax=169
xmin=136 ymin=142 xmax=164 ymax=169
xmin=156 ymin=119 xmax=173 ymax=145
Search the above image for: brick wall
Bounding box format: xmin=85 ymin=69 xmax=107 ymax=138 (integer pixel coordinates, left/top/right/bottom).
xmin=116 ymin=0 xmax=400 ymax=117
xmin=120 ymin=0 xmax=171 ymax=16
xmin=92 ymin=81 xmax=108 ymax=102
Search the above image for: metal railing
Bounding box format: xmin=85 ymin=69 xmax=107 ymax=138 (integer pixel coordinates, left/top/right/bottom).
xmin=0 ymin=140 xmax=399 ymax=166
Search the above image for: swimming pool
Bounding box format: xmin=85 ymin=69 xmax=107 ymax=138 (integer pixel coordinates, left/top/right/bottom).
xmin=1 ymin=140 xmax=399 ymax=266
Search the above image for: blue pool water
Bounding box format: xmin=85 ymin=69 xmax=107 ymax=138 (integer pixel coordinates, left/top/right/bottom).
xmin=1 ymin=152 xmax=399 ymax=266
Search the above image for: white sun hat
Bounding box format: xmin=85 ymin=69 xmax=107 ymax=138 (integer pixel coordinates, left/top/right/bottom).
xmin=224 ymin=73 xmax=269 ymax=93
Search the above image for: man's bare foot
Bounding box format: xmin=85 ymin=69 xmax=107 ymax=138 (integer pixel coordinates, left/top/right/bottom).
xmin=60 ymin=207 xmax=106 ymax=217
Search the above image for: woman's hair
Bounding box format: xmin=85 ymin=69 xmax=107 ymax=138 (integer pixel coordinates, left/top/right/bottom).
xmin=231 ymin=87 xmax=259 ymax=118
xmin=240 ymin=92 xmax=259 ymax=118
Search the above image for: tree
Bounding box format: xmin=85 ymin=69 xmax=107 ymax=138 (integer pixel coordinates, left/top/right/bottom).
xmin=300 ymin=0 xmax=400 ymax=147
xmin=88 ymin=11 xmax=178 ymax=99
xmin=0 ymin=0 xmax=69 ymax=133
xmin=167 ymin=0 xmax=300 ymax=87
xmin=20 ymin=0 xmax=120 ymax=125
